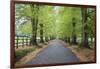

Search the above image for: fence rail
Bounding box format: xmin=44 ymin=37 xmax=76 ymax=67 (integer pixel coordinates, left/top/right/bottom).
xmin=15 ymin=36 xmax=31 ymax=48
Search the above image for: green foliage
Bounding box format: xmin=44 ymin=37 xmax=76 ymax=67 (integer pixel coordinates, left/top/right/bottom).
xmin=15 ymin=3 xmax=95 ymax=44
xmin=20 ymin=22 xmax=32 ymax=35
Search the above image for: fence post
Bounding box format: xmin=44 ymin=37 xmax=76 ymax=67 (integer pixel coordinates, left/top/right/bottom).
xmin=30 ymin=38 xmax=32 ymax=46
xmin=22 ymin=36 xmax=24 ymax=47
xmin=16 ymin=36 xmax=18 ymax=48
xmin=27 ymin=36 xmax=30 ymax=46
xmin=28 ymin=38 xmax=30 ymax=46
xmin=26 ymin=36 xmax=27 ymax=46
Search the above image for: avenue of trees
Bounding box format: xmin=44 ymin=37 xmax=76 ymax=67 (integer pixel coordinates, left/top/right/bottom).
xmin=15 ymin=3 xmax=95 ymax=48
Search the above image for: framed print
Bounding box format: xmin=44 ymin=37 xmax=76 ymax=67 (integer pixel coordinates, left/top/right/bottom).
xmin=10 ymin=0 xmax=96 ymax=68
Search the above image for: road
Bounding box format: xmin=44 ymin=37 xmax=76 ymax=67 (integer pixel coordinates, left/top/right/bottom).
xmin=27 ymin=40 xmax=80 ymax=65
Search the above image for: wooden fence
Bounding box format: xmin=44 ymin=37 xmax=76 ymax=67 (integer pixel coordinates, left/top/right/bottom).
xmin=15 ymin=36 xmax=31 ymax=48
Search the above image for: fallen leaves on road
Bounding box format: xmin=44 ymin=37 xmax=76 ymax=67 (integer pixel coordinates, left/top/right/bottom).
xmin=67 ymin=44 xmax=95 ymax=62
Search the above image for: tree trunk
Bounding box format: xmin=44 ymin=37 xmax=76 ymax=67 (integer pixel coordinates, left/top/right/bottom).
xmin=64 ymin=37 xmax=68 ymax=42
xmin=72 ymin=34 xmax=77 ymax=44
xmin=68 ymin=37 xmax=70 ymax=43
xmin=31 ymin=18 xmax=38 ymax=45
xmin=81 ymin=8 xmax=90 ymax=48
xmin=71 ymin=18 xmax=77 ymax=44
xmin=30 ymin=4 xmax=39 ymax=46
xmin=40 ymin=24 xmax=44 ymax=43
xmin=45 ymin=36 xmax=48 ymax=42
xmin=90 ymin=35 xmax=93 ymax=46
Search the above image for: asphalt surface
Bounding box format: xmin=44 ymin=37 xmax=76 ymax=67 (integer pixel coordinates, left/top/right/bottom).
xmin=27 ymin=40 xmax=80 ymax=65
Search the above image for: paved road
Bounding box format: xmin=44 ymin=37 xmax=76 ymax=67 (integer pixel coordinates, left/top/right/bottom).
xmin=27 ymin=40 xmax=80 ymax=65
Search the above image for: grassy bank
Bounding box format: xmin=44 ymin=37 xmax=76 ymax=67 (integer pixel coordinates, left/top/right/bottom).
xmin=15 ymin=46 xmax=36 ymax=62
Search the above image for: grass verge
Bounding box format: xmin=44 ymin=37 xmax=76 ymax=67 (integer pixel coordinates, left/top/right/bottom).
xmin=15 ymin=46 xmax=36 ymax=62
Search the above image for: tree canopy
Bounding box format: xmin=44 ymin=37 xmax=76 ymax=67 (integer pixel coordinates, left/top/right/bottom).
xmin=15 ymin=3 xmax=95 ymax=48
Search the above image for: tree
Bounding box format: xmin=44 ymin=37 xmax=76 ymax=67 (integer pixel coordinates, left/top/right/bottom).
xmin=39 ymin=24 xmax=44 ymax=43
xmin=15 ymin=4 xmax=39 ymax=46
xmin=81 ymin=8 xmax=90 ymax=48
xmin=30 ymin=4 xmax=40 ymax=45
xmin=71 ymin=17 xmax=77 ymax=44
